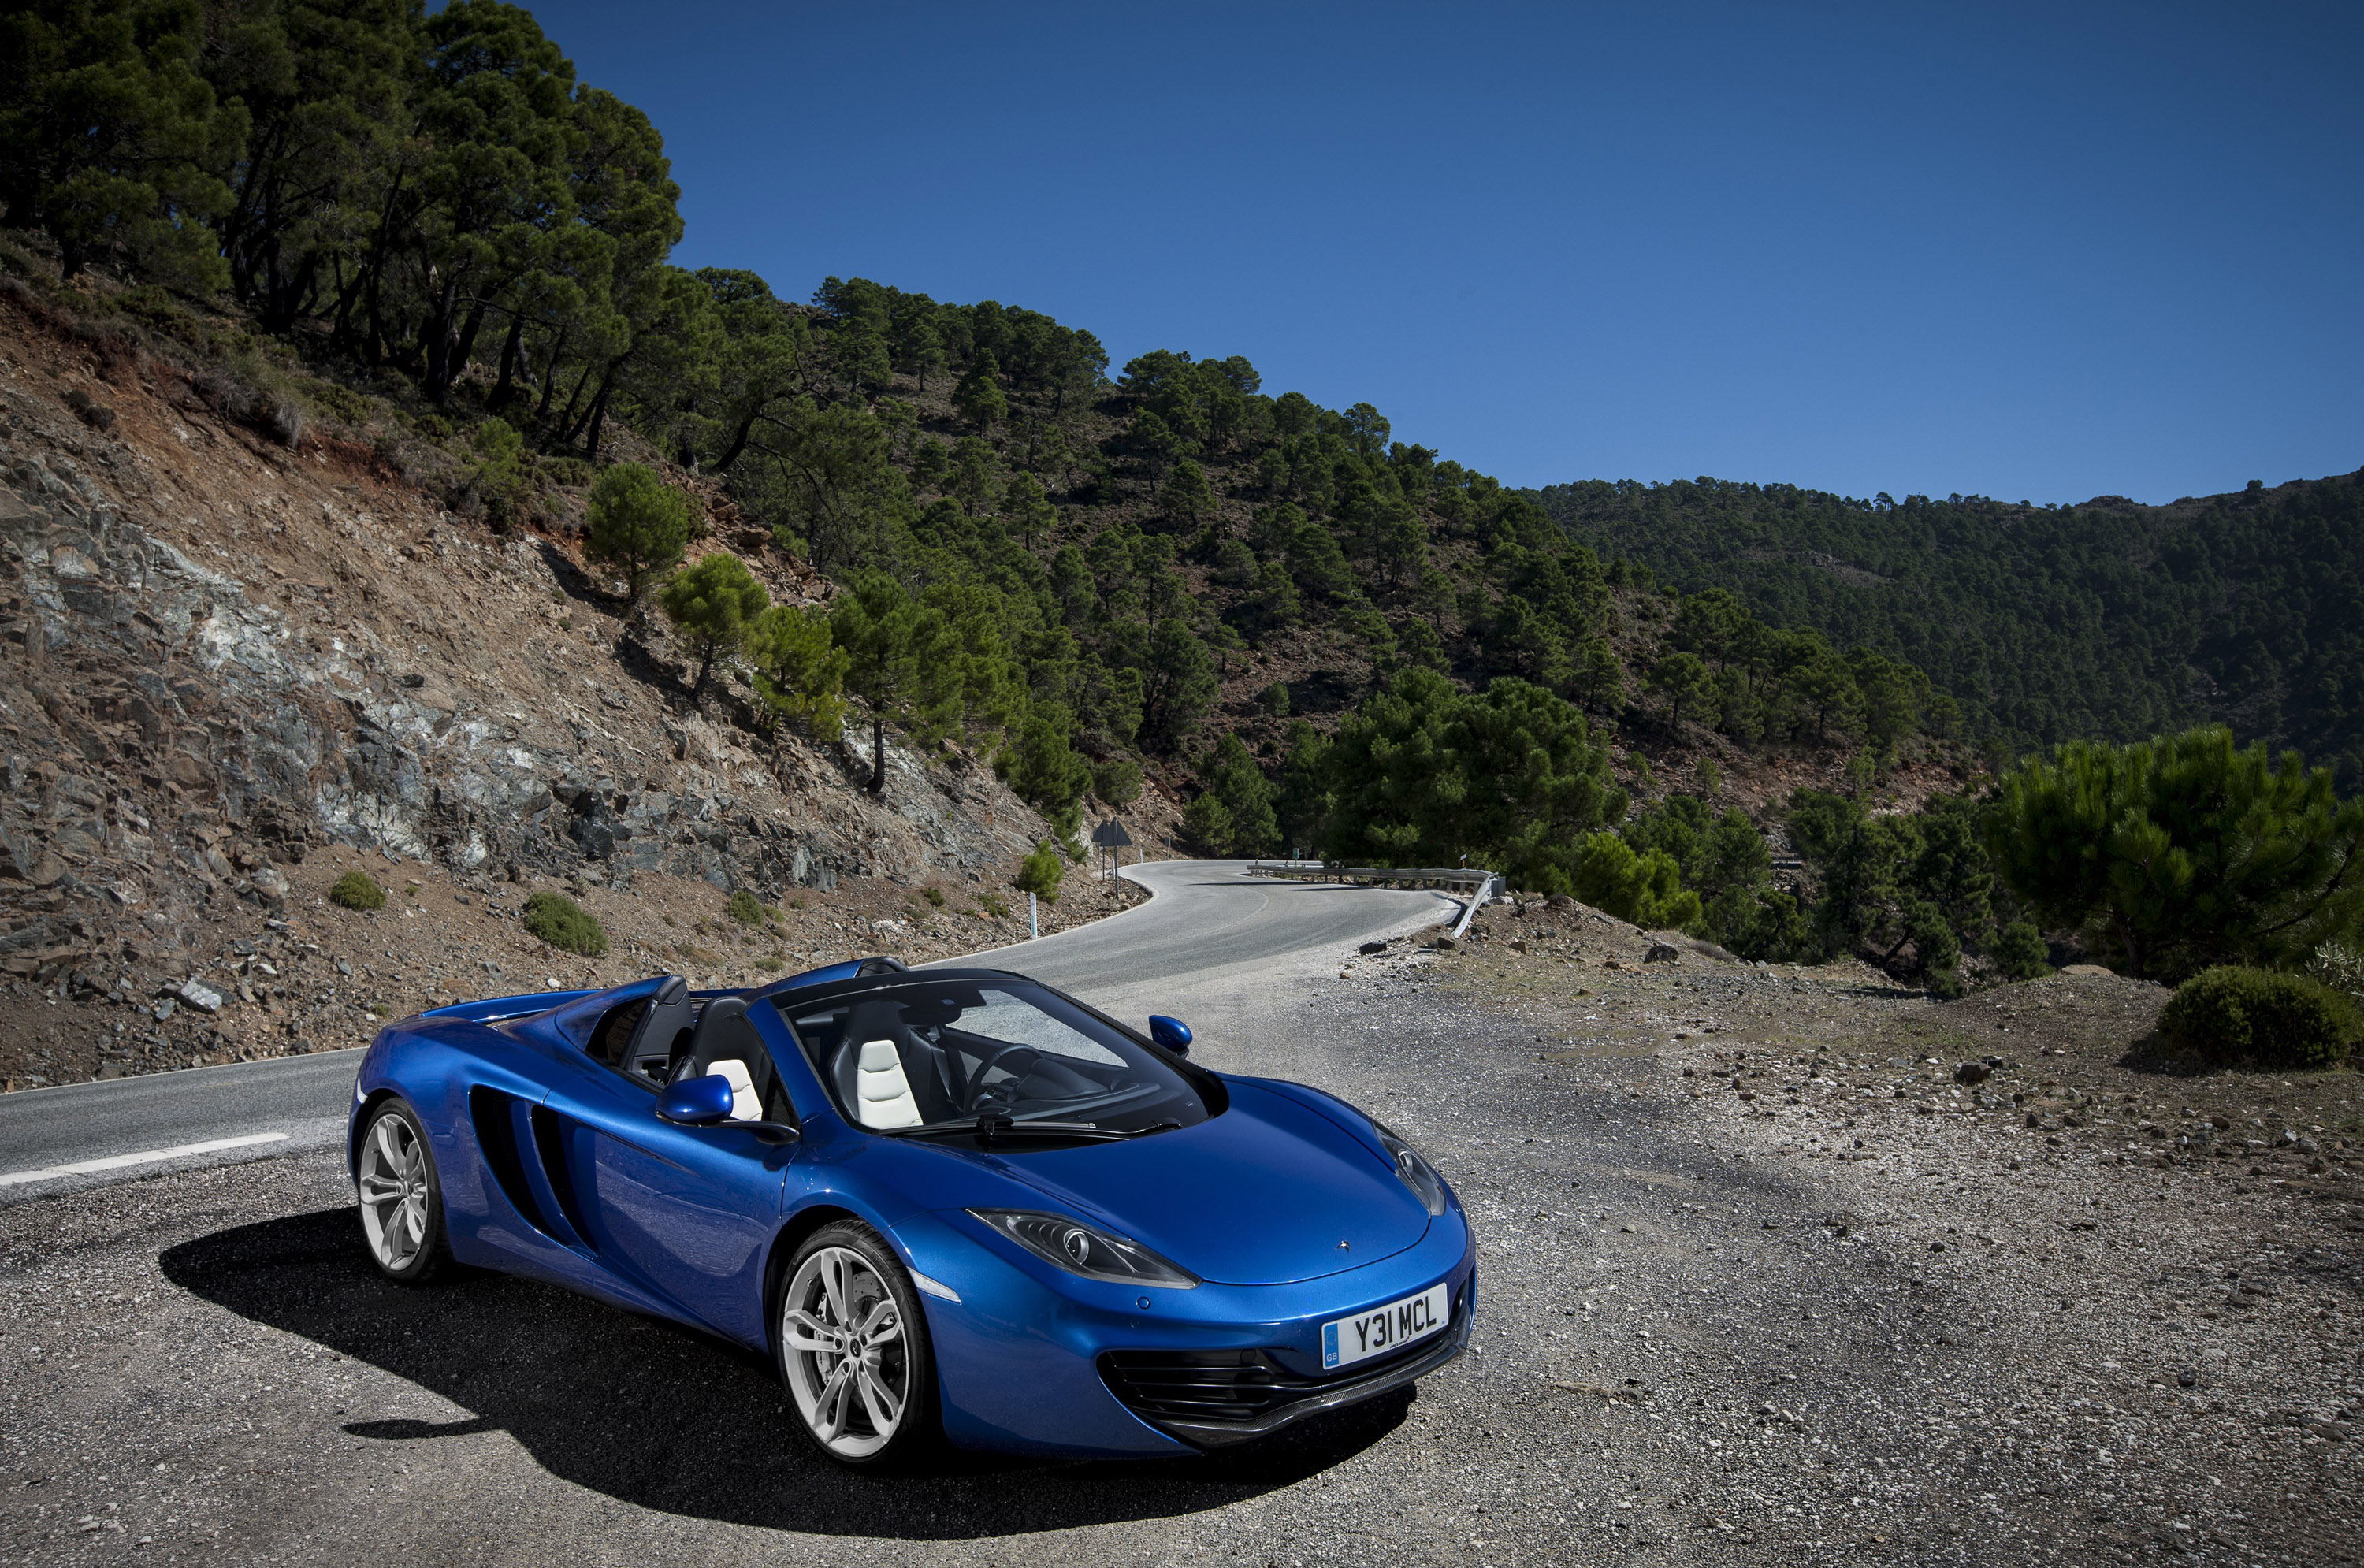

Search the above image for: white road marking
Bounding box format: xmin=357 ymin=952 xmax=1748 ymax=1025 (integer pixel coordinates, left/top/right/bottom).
xmin=0 ymin=1131 xmax=290 ymax=1188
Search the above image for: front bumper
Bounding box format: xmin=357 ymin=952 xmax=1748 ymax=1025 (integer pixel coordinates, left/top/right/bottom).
xmin=1099 ymin=1272 xmax=1474 ymax=1447
xmin=899 ymin=1206 xmax=1476 ymax=1458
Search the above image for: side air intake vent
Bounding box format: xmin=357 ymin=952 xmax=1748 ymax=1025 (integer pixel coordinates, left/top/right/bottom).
xmin=468 ymin=1087 xmax=550 ymax=1238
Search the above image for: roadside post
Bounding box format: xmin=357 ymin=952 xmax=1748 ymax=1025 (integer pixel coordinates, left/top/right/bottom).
xmin=1030 ymin=891 xmax=1038 ymax=939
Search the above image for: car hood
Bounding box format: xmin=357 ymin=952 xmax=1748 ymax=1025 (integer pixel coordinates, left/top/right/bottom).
xmin=986 ymin=1079 xmax=1432 ymax=1286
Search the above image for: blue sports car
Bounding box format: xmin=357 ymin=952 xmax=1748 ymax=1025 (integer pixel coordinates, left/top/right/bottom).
xmin=347 ymin=957 xmax=1474 ymax=1466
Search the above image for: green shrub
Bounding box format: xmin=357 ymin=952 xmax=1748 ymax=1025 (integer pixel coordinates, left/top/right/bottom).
xmin=1015 ymin=838 xmax=1065 ymax=904
xmin=523 ymin=890 xmax=609 ymax=957
xmin=2158 ymin=965 xmax=2358 ymax=1069
xmin=308 ymin=379 xmax=374 ymax=426
xmin=976 ymin=893 xmax=1010 ymax=920
xmin=455 ymin=416 xmax=532 ymax=529
xmin=534 ymin=453 xmax=594 ymax=489
xmin=922 ymin=886 xmax=946 ymax=907
xmin=725 ymin=890 xmax=767 ymax=927
xmin=329 ymin=871 xmax=385 ymax=912
xmin=1995 ymin=920 xmax=2053 ymax=981
xmin=1570 ymin=831 xmax=1700 ymax=930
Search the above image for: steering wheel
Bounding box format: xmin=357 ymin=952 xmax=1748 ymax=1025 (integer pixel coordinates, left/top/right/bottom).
xmin=961 ymin=1042 xmax=1042 ymax=1113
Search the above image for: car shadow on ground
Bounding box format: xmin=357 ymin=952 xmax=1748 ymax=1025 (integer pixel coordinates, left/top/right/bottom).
xmin=159 ymin=1208 xmax=1407 ymax=1538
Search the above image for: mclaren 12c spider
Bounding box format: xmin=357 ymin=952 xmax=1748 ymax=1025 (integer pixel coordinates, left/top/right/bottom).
xmin=348 ymin=957 xmax=1474 ymax=1465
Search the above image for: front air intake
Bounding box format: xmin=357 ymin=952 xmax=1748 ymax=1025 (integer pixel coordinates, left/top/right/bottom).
xmin=1099 ymin=1348 xmax=1293 ymax=1425
xmin=1098 ymin=1278 xmax=1473 ymax=1447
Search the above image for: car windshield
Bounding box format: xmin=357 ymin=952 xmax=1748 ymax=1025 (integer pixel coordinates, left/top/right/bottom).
xmin=776 ymin=979 xmax=1209 ymax=1136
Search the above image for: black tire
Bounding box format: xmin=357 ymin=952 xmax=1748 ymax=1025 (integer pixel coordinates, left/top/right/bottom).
xmin=775 ymin=1221 xmax=941 ymax=1468
xmin=355 ymin=1098 xmax=452 ymax=1285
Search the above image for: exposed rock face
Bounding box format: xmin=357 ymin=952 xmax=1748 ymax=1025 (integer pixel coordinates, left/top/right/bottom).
xmin=0 ymin=296 xmax=1050 ymax=1013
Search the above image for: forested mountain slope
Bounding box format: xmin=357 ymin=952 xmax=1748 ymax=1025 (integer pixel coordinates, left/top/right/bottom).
xmin=9 ymin=0 xmax=2362 ymax=1012
xmin=1534 ymin=473 xmax=2364 ymax=783
xmin=2 ymin=0 xmax=1968 ymax=868
xmin=17 ymin=0 xmax=2340 ymax=915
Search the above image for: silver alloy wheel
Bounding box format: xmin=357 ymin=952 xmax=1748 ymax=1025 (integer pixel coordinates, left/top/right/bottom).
xmin=356 ymin=1112 xmax=429 ymax=1272
xmin=780 ymin=1246 xmax=910 ymax=1459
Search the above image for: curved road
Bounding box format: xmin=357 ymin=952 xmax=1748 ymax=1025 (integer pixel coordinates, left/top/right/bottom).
xmin=948 ymin=857 xmax=1458 ymax=992
xmin=0 ymin=860 xmax=1460 ymax=1199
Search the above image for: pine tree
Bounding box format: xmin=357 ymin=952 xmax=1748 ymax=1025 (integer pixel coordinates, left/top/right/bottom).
xmin=954 ymin=349 xmax=1008 ymax=431
xmin=584 ymin=463 xmax=696 ymax=609
xmin=1162 ymin=458 xmax=1215 ymax=526
xmin=1191 ymin=734 xmax=1277 ymax=855
xmin=831 ymin=571 xmax=926 ymax=794
xmin=747 ymin=603 xmax=849 ymax=741
xmin=1647 ymin=652 xmax=1715 ymax=730
xmin=660 ymin=552 xmax=769 ymax=700
xmin=1003 ymin=471 xmax=1055 ymax=552
xmin=1987 ymin=727 xmax=2364 ymax=979
xmin=0 ymin=0 xmax=246 ymax=288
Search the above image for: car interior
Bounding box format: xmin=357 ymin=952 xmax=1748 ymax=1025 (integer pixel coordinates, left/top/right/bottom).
xmin=783 ymin=983 xmax=1189 ymax=1132
xmin=667 ymin=994 xmax=797 ymax=1125
xmin=582 ymin=975 xmax=696 ymax=1087
xmin=582 ymin=979 xmax=795 ymax=1125
xmin=585 ymin=975 xmax=1202 ymax=1135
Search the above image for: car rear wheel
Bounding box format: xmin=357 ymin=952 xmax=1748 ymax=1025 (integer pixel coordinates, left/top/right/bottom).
xmin=356 ymin=1099 xmax=450 ymax=1284
xmin=777 ymin=1222 xmax=938 ymax=1466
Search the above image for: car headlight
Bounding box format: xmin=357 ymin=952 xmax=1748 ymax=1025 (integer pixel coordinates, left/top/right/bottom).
xmin=967 ymin=1209 xmax=1199 ymax=1289
xmin=1372 ymin=1120 xmax=1449 ymax=1216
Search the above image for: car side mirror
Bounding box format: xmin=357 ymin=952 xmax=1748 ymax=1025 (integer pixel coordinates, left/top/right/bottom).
xmin=656 ymin=1073 xmax=735 ymax=1126
xmin=1149 ymin=1015 xmax=1192 ymax=1056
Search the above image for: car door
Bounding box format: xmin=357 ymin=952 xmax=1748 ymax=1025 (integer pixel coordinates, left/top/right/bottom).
xmin=533 ymin=1028 xmax=794 ymax=1349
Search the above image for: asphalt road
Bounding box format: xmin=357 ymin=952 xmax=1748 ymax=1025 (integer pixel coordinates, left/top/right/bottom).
xmin=953 ymin=859 xmax=1458 ymax=994
xmin=0 ymin=860 xmax=1455 ymax=1199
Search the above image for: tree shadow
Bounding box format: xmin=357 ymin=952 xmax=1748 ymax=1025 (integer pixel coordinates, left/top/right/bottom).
xmin=2116 ymin=1028 xmax=2208 ymax=1076
xmin=536 ymin=539 xmax=604 ymax=604
xmin=158 ymin=1208 xmax=1405 ymax=1539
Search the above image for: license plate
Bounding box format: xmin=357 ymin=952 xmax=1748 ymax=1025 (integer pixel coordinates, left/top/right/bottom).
xmin=1323 ymin=1282 xmax=1449 ymax=1370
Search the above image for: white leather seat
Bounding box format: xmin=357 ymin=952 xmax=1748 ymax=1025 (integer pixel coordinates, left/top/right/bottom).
xmin=854 ymin=1039 xmax=924 ymax=1129
xmin=711 ymin=1057 xmax=761 ymax=1122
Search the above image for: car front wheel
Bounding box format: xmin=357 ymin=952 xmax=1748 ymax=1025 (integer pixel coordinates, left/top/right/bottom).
xmin=777 ymin=1221 xmax=939 ymax=1466
xmin=355 ymin=1099 xmax=450 ymax=1284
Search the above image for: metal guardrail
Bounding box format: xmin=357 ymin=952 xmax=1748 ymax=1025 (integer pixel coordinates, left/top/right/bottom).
xmin=1244 ymin=862 xmax=1505 ymax=939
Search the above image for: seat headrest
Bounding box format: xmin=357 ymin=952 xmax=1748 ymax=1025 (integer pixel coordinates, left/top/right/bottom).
xmin=849 ymin=1038 xmax=924 ymax=1129
xmin=678 ymin=995 xmax=763 ymax=1086
xmin=711 ymin=1057 xmax=760 ymax=1121
xmin=698 ymin=995 xmax=750 ymax=1031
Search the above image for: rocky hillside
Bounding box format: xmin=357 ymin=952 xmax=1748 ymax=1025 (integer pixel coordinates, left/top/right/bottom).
xmin=0 ymin=291 xmax=1148 ymax=1091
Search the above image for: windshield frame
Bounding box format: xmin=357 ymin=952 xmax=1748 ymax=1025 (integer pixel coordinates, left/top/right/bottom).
xmin=763 ymin=968 xmax=1226 ymax=1139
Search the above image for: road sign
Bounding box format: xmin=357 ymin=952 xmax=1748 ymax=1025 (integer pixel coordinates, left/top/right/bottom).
xmin=1090 ymin=817 xmax=1133 ymax=848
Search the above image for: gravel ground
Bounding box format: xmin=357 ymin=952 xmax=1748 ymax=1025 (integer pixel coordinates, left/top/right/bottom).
xmin=2 ymin=923 xmax=2360 ymax=1566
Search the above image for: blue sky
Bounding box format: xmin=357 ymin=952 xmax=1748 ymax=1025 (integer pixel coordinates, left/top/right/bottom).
xmin=533 ymin=2 xmax=2362 ymax=505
